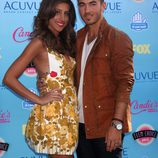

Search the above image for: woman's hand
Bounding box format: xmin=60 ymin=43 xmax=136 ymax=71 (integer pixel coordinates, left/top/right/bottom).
xmin=39 ymin=88 xmax=63 ymax=105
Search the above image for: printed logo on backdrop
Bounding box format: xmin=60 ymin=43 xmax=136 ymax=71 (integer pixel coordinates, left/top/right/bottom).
xmin=0 ymin=138 xmax=9 ymax=157
xmin=0 ymin=110 xmax=11 ymax=123
xmin=22 ymin=88 xmax=37 ymax=110
xmin=24 ymin=62 xmax=37 ymax=77
xmin=122 ymin=147 xmax=129 ymax=158
xmin=104 ymin=1 xmax=122 ymax=14
xmin=132 ymin=124 xmax=158 ymax=145
xmin=134 ymin=71 xmax=158 ymax=82
xmin=130 ymin=100 xmax=158 ymax=115
xmin=3 ymin=1 xmax=40 ymax=14
xmin=13 ymin=27 xmax=31 ymax=43
xmin=133 ymin=44 xmax=151 ymax=55
xmin=152 ymin=2 xmax=158 ymax=13
xmin=0 ymin=84 xmax=8 ymax=90
xmin=131 ymin=12 xmax=148 ymax=31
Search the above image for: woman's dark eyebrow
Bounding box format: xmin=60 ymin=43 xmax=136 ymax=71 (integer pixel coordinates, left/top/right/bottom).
xmin=55 ymin=8 xmax=69 ymax=13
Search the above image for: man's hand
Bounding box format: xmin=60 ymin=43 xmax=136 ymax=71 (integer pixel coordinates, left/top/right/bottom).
xmin=105 ymin=125 xmax=122 ymax=152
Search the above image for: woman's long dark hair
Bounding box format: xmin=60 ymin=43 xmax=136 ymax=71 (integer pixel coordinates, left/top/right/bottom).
xmin=30 ymin=0 xmax=76 ymax=57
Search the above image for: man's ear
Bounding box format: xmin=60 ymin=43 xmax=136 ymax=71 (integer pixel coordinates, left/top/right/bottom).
xmin=102 ymin=2 xmax=106 ymax=11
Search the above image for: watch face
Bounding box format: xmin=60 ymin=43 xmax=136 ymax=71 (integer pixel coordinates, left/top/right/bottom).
xmin=117 ymin=124 xmax=123 ymax=130
xmin=112 ymin=122 xmax=123 ymax=130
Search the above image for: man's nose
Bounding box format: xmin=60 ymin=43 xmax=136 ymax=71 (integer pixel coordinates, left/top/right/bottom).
xmin=85 ymin=4 xmax=91 ymax=13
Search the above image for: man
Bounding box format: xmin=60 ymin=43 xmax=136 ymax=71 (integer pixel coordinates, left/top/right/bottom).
xmin=75 ymin=0 xmax=134 ymax=158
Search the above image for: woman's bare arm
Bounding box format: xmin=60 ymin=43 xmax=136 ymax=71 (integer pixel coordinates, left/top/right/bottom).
xmin=3 ymin=38 xmax=63 ymax=105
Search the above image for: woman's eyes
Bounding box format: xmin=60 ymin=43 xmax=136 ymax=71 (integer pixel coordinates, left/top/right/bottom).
xmin=55 ymin=10 xmax=69 ymax=16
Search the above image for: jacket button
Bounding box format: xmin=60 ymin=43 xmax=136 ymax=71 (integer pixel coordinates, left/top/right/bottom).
xmin=98 ymin=105 xmax=101 ymax=108
xmin=84 ymin=106 xmax=87 ymax=109
xmin=105 ymin=53 xmax=108 ymax=57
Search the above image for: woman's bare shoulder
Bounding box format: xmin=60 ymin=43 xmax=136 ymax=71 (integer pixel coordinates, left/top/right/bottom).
xmin=29 ymin=37 xmax=45 ymax=49
xmin=23 ymin=37 xmax=46 ymax=56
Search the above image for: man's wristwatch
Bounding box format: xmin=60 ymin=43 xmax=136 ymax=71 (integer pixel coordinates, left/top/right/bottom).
xmin=112 ymin=121 xmax=123 ymax=131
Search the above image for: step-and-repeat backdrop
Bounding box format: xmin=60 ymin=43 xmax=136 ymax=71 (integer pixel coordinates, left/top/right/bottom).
xmin=0 ymin=0 xmax=158 ymax=158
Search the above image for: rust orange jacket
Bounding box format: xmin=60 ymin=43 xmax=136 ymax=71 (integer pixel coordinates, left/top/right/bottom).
xmin=75 ymin=18 xmax=134 ymax=139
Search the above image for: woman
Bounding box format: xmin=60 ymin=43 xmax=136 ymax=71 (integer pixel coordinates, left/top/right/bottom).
xmin=3 ymin=0 xmax=78 ymax=157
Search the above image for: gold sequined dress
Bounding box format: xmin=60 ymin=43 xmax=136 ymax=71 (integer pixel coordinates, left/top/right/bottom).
xmin=25 ymin=50 xmax=79 ymax=155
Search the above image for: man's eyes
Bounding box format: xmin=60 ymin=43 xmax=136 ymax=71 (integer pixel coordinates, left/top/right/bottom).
xmin=90 ymin=2 xmax=97 ymax=6
xmin=78 ymin=3 xmax=85 ymax=7
xmin=78 ymin=2 xmax=97 ymax=7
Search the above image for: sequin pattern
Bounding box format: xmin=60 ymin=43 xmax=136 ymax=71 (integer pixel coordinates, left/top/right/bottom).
xmin=25 ymin=50 xmax=79 ymax=155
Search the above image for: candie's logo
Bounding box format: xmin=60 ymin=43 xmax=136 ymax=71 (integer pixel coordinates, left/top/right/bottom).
xmin=0 ymin=110 xmax=11 ymax=123
xmin=13 ymin=27 xmax=31 ymax=43
xmin=130 ymin=100 xmax=158 ymax=115
xmin=132 ymin=124 xmax=157 ymax=145
xmin=131 ymin=12 xmax=148 ymax=31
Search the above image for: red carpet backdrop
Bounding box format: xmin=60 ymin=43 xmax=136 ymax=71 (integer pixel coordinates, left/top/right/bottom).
xmin=0 ymin=0 xmax=158 ymax=158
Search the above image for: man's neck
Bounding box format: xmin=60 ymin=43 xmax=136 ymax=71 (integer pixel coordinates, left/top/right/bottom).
xmin=87 ymin=17 xmax=103 ymax=44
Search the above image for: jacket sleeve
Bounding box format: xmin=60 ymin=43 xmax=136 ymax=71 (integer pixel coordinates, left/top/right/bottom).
xmin=111 ymin=30 xmax=134 ymax=104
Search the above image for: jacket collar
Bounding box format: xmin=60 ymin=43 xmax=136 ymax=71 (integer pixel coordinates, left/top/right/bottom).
xmin=77 ymin=18 xmax=109 ymax=58
xmin=76 ymin=18 xmax=109 ymax=85
xmin=83 ymin=18 xmax=109 ymax=41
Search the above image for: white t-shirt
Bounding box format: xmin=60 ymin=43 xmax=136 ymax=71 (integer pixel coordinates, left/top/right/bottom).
xmin=78 ymin=34 xmax=97 ymax=123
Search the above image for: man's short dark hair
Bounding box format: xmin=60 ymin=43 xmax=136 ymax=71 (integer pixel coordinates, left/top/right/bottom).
xmin=77 ymin=0 xmax=104 ymax=3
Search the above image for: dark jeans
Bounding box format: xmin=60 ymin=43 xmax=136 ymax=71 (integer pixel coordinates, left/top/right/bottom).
xmin=76 ymin=123 xmax=124 ymax=158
